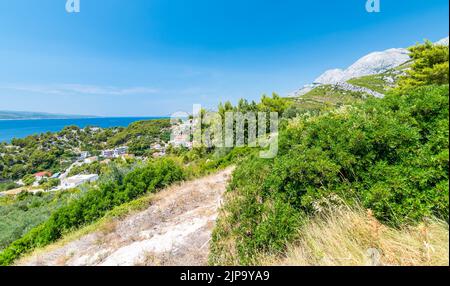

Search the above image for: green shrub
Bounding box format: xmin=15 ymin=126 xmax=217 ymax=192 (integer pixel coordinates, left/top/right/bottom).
xmin=210 ymin=85 xmax=449 ymax=265
xmin=22 ymin=174 xmax=36 ymax=186
xmin=0 ymin=182 xmax=18 ymax=192
xmin=40 ymin=178 xmax=60 ymax=191
xmin=0 ymin=191 xmax=75 ymax=251
xmin=0 ymin=158 xmax=185 ymax=265
xmin=397 ymin=41 xmax=449 ymax=91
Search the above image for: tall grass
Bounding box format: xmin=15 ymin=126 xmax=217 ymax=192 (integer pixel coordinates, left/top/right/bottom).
xmin=260 ymin=203 xmax=449 ymax=266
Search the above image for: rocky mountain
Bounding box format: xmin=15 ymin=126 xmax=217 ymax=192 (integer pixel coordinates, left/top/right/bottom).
xmin=314 ymin=69 xmax=347 ymax=85
xmin=314 ymin=48 xmax=410 ymax=86
xmin=290 ymin=36 xmax=449 ymax=97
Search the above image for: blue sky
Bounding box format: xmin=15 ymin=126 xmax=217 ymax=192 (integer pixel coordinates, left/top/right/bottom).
xmin=0 ymin=0 xmax=448 ymax=117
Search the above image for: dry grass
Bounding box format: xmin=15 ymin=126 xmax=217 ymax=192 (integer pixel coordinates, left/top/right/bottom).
xmin=16 ymin=168 xmax=235 ymax=266
xmin=14 ymin=193 xmax=157 ymax=265
xmin=261 ymin=204 xmax=449 ymax=266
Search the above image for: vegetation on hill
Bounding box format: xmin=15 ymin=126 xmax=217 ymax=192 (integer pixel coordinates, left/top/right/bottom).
xmin=0 ymin=119 xmax=170 ymax=181
xmin=0 ymin=181 xmax=18 ymax=192
xmin=209 ymin=40 xmax=449 ymax=265
xmin=346 ymin=59 xmax=413 ymax=95
xmin=68 ymin=161 xmax=105 ymax=177
xmin=397 ymin=40 xmax=449 ymax=91
xmin=107 ymin=119 xmax=172 ymax=156
xmin=0 ymin=40 xmax=447 ymax=266
xmin=347 ymin=71 xmax=399 ymax=94
xmin=0 ymin=191 xmax=77 ymax=251
xmin=287 ymin=84 xmax=366 ymax=115
xmin=0 ymin=158 xmax=184 ymax=265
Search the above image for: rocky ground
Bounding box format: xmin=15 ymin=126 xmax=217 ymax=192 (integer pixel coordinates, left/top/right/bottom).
xmin=19 ymin=167 xmax=234 ymax=266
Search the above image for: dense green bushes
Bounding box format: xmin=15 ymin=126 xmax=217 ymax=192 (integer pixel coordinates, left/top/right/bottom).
xmin=0 ymin=181 xmax=18 ymax=192
xmin=397 ymin=41 xmax=449 ymax=91
xmin=0 ymin=158 xmax=184 ymax=265
xmin=274 ymin=85 xmax=448 ymax=222
xmin=0 ymin=191 xmax=76 ymax=251
xmin=107 ymin=119 xmax=171 ymax=156
xmin=210 ymin=84 xmax=449 ymax=265
xmin=68 ymin=161 xmax=104 ymax=177
xmin=211 ymin=41 xmax=449 ymax=265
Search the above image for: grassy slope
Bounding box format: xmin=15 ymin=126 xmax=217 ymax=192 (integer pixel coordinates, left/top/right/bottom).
xmin=5 ymin=149 xmax=246 ymax=265
xmin=261 ymin=204 xmax=449 ymax=266
xmin=347 ymin=73 xmax=394 ymax=94
xmin=346 ymin=62 xmax=412 ymax=94
xmin=210 ymin=85 xmax=449 ymax=266
xmin=14 ymin=192 xmax=156 ymax=265
xmin=286 ymin=84 xmax=366 ymax=114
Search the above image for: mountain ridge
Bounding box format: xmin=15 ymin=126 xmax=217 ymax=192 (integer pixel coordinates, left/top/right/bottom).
xmin=289 ymin=36 xmax=449 ymax=97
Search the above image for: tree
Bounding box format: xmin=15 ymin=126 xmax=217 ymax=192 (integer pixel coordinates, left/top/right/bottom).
xmin=258 ymin=93 xmax=290 ymax=115
xmin=22 ymin=174 xmax=36 ymax=186
xmin=40 ymin=178 xmax=60 ymax=191
xmin=397 ymin=40 xmax=449 ymax=91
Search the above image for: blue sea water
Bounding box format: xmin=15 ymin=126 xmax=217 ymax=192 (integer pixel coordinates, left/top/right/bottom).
xmin=0 ymin=117 xmax=166 ymax=143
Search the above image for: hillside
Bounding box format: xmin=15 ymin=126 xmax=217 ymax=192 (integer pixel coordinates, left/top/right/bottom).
xmin=18 ymin=167 xmax=233 ymax=266
xmin=0 ymin=39 xmax=448 ymax=267
xmin=263 ymin=205 xmax=449 ymax=266
xmin=0 ymin=118 xmax=171 ymax=182
xmin=286 ymin=84 xmax=367 ymax=114
xmin=209 ymin=40 xmax=449 ymax=266
xmin=289 ymin=36 xmax=449 ymax=99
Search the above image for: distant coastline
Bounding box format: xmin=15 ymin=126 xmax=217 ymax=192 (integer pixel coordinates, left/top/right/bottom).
xmin=0 ymin=110 xmax=98 ymax=121
xmin=0 ymin=117 xmax=100 ymax=121
xmin=0 ymin=116 xmax=168 ymax=143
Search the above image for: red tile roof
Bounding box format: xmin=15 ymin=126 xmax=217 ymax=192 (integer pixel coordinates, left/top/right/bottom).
xmin=34 ymin=171 xmax=52 ymax=177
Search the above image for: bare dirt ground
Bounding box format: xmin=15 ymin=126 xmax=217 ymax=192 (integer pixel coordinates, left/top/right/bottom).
xmin=19 ymin=167 xmax=234 ymax=266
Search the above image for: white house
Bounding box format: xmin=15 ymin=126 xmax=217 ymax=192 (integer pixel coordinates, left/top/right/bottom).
xmin=169 ymin=119 xmax=195 ymax=149
xmin=101 ymin=149 xmax=115 ymax=158
xmin=114 ymin=146 xmax=129 ymax=157
xmin=102 ymin=146 xmax=129 ymax=158
xmin=60 ymin=174 xmax=99 ymax=190
xmin=34 ymin=171 xmax=52 ymax=182
xmin=79 ymin=151 xmax=90 ymax=160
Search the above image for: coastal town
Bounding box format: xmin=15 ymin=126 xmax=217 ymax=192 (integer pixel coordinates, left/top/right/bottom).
xmin=0 ymin=119 xmax=195 ymax=197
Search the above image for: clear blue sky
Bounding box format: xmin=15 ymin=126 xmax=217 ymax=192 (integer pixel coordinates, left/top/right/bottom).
xmin=0 ymin=0 xmax=448 ymax=117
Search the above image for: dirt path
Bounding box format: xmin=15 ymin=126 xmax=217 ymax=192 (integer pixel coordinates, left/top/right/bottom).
xmin=19 ymin=167 xmax=234 ymax=266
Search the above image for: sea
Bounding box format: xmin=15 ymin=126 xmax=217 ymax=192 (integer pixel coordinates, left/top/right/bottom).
xmin=0 ymin=117 xmax=166 ymax=143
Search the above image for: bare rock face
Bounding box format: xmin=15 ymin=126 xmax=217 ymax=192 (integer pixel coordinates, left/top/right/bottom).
xmin=288 ymin=36 xmax=448 ymax=98
xmin=334 ymin=82 xmax=384 ymax=99
xmin=313 ymin=48 xmax=410 ymax=85
xmin=289 ymin=47 xmax=410 ymax=97
xmin=342 ymin=48 xmax=410 ymax=80
xmin=314 ymin=69 xmax=347 ymax=85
